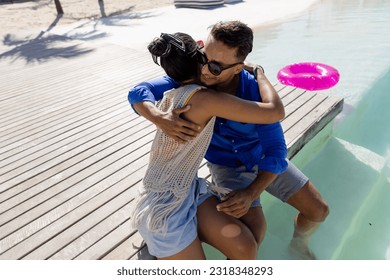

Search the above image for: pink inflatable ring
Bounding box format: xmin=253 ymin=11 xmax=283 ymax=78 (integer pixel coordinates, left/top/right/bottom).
xmin=277 ymin=62 xmax=340 ymax=91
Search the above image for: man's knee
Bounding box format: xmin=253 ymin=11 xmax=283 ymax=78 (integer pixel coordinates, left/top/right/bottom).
xmin=291 ymin=181 xmax=330 ymax=222
xmin=316 ymin=200 xmax=329 ymax=222
xmin=306 ymin=200 xmax=329 ymax=222
xmin=304 ymin=181 xmax=329 ymax=222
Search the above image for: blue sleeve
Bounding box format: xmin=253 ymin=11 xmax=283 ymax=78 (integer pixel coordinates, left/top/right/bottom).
xmin=240 ymin=70 xmax=263 ymax=102
xmin=257 ymin=122 xmax=288 ymax=174
xmin=128 ymin=75 xmax=180 ymax=114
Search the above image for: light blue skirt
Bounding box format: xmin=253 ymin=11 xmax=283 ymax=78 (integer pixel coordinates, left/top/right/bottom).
xmin=136 ymin=176 xmax=211 ymax=258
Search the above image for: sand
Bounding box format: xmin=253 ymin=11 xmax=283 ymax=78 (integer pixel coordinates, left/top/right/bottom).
xmin=1 ymin=0 xmax=320 ymax=53
xmin=0 ymin=0 xmax=173 ymax=36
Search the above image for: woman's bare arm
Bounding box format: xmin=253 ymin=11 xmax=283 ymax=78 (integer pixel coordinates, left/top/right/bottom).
xmin=255 ymin=69 xmax=285 ymax=119
xmin=183 ymin=72 xmax=285 ymax=127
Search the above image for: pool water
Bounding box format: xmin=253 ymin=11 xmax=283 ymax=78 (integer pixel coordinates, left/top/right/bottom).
xmin=205 ymin=0 xmax=390 ymax=260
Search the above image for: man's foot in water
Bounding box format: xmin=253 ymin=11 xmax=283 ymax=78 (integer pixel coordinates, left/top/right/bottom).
xmin=288 ymin=237 xmax=317 ymax=260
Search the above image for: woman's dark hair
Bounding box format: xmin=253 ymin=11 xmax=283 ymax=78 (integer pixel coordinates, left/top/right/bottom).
xmin=148 ymin=32 xmax=199 ymax=83
xmin=209 ymin=21 xmax=253 ymax=61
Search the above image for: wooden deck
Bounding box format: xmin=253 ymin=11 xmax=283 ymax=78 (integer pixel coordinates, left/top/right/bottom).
xmin=0 ymin=34 xmax=343 ymax=260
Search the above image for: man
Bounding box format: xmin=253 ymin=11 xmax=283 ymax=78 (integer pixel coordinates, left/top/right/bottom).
xmin=129 ymin=21 xmax=328 ymax=259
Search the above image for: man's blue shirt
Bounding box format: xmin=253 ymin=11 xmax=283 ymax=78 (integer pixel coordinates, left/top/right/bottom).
xmin=128 ymin=70 xmax=288 ymax=174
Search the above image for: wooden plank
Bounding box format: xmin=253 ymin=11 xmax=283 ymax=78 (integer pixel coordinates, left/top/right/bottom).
xmin=0 ymin=57 xmax=160 ymax=142
xmin=103 ymin=230 xmax=154 ymax=260
xmin=279 ymin=86 xmax=306 ymax=107
xmin=73 ymin=219 xmax=134 ymax=260
xmin=0 ymin=121 xmax=154 ymax=210
xmin=0 ymin=37 xmax=343 ymax=260
xmin=283 ymin=92 xmax=328 ymax=132
xmin=0 ymin=113 xmax=149 ymax=192
xmin=0 ymin=106 xmax=133 ymax=178
xmin=49 ymin=201 xmax=138 ymax=260
xmin=22 ymin=199 xmax=136 ymax=260
xmin=0 ymin=152 xmax=149 ymax=259
xmin=0 ymin=85 xmax=126 ymax=140
xmin=130 ymin=245 xmax=156 ymax=260
xmin=0 ymin=109 xmax=138 ymax=174
xmin=0 ymin=137 xmax=153 ymax=241
xmin=102 ymin=231 xmax=148 ymax=260
xmin=0 ymin=80 xmax=126 ymax=131
xmin=284 ymin=95 xmax=344 ymax=159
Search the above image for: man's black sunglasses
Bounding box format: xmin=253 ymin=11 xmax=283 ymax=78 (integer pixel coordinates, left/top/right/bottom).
xmin=196 ymin=40 xmax=243 ymax=76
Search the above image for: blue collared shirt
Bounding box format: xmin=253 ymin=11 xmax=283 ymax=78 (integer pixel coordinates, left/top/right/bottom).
xmin=128 ymin=70 xmax=288 ymax=174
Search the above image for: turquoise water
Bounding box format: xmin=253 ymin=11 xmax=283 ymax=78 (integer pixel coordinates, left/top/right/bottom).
xmin=205 ymin=0 xmax=390 ymax=260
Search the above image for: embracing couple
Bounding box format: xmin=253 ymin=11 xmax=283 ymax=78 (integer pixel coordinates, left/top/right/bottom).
xmin=128 ymin=21 xmax=329 ymax=260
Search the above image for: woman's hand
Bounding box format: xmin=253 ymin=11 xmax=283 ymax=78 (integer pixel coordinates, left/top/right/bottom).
xmin=243 ymin=61 xmax=265 ymax=75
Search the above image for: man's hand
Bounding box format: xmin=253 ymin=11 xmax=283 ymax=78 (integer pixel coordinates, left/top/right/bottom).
xmin=157 ymin=105 xmax=201 ymax=143
xmin=216 ymin=170 xmax=277 ymax=218
xmin=216 ymin=189 xmax=254 ymax=218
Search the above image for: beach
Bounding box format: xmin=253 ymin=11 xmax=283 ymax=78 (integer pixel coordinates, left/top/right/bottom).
xmin=0 ymin=0 xmax=173 ymax=37
xmin=1 ymin=0 xmax=319 ymax=51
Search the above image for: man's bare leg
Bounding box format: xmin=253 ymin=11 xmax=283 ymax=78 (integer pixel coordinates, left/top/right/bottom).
xmin=287 ymin=181 xmax=329 ymax=259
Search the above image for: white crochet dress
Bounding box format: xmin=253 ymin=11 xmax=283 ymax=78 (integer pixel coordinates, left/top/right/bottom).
xmin=133 ymin=84 xmax=216 ymax=234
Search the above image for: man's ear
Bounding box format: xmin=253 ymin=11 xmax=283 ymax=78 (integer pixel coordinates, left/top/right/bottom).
xmin=234 ymin=63 xmax=245 ymax=75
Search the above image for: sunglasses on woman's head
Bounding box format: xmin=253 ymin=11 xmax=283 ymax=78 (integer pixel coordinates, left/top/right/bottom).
xmin=196 ymin=40 xmax=243 ymax=76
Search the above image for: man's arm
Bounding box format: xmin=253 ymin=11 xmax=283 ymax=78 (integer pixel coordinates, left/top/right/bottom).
xmin=128 ymin=76 xmax=179 ymax=113
xmin=128 ymin=76 xmax=201 ymax=143
xmin=217 ymin=170 xmax=277 ymax=218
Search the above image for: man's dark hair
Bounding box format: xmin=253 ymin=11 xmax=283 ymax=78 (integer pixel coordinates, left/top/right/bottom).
xmin=209 ymin=21 xmax=253 ymax=61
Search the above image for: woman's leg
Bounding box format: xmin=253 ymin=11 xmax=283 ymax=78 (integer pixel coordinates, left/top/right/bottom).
xmin=239 ymin=206 xmax=267 ymax=249
xmin=158 ymin=237 xmax=206 ymax=260
xmin=197 ymin=197 xmax=258 ymax=260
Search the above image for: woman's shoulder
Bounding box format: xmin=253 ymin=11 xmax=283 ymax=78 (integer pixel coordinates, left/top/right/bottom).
xmin=164 ymin=84 xmax=205 ymax=107
xmin=181 ymin=83 xmax=205 ymax=91
xmin=186 ymin=87 xmax=230 ymax=112
xmin=168 ymin=83 xmax=204 ymax=97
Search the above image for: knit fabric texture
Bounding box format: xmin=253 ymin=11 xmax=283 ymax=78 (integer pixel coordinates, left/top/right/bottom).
xmin=133 ymin=84 xmax=216 ymax=234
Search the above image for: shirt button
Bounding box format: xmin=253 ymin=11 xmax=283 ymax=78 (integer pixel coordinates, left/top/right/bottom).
xmin=234 ymin=150 xmax=237 ymax=153
xmin=231 ymin=139 xmax=235 ymax=143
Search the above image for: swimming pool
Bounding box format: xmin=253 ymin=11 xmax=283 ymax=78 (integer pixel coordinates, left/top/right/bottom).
xmin=205 ymin=0 xmax=390 ymax=260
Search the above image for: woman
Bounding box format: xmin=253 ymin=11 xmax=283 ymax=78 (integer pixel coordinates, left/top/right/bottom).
xmin=132 ymin=32 xmax=284 ymax=260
